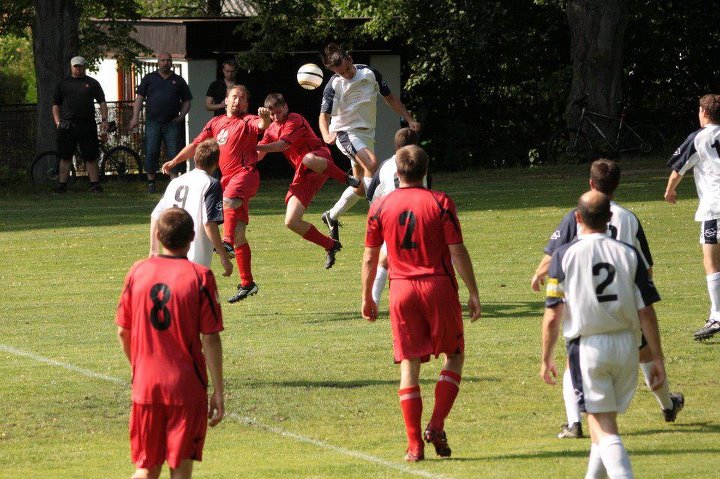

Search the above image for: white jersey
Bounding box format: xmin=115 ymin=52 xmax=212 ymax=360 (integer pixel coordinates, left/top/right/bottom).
xmin=320 ymin=64 xmax=391 ymax=133
xmin=545 ymin=233 xmax=660 ymax=341
xmin=668 ymin=124 xmax=720 ymax=221
xmin=151 ymin=169 xmax=223 ymax=267
xmin=367 ymin=155 xmax=428 ymax=203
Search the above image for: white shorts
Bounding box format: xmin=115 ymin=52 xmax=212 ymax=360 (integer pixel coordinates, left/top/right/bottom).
xmin=567 ymin=330 xmax=639 ymax=414
xmin=700 ymin=219 xmax=720 ymax=244
xmin=335 ymin=129 xmax=375 ymax=167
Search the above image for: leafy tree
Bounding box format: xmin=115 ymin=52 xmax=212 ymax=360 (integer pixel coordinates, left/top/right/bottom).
xmin=0 ymin=33 xmax=36 ymax=103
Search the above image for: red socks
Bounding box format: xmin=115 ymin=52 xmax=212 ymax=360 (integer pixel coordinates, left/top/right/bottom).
xmin=399 ymin=386 xmax=423 ymax=451
xmin=302 ymin=225 xmax=336 ymax=250
xmin=323 ymin=160 xmax=350 ymax=185
xmin=428 ymin=370 xmax=461 ymax=432
xmin=223 ymin=206 xmax=238 ymax=244
xmin=234 ymin=243 xmax=253 ymax=286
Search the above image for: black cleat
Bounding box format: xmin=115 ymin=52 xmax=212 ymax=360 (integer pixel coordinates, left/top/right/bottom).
xmin=228 ymin=282 xmax=258 ymax=303
xmin=90 ymin=184 xmax=103 ymax=193
xmin=557 ymin=422 xmax=583 ymax=439
xmin=147 ymin=182 xmax=156 ymax=194
xmin=694 ymin=319 xmax=720 ymax=341
xmin=423 ymin=428 xmax=451 ymax=458
xmin=214 ymin=241 xmax=235 ymax=259
xmin=321 ymin=211 xmax=340 ymax=242
xmin=663 ymin=393 xmax=685 ymax=422
xmin=325 ymin=241 xmax=342 ymax=269
xmin=346 ymin=175 xmax=361 ymax=188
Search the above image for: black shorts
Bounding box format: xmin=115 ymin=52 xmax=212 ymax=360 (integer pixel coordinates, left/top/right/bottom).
xmin=57 ymin=120 xmax=99 ymax=161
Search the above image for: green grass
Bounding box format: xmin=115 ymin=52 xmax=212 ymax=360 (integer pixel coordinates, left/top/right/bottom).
xmin=1 ymin=156 xmax=718 ymax=478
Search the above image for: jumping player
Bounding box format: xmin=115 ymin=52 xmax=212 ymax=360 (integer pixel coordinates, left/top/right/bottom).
xmin=319 ymin=42 xmax=421 ymax=243
xmin=257 ymin=93 xmax=359 ymax=269
xmin=362 ymin=145 xmax=481 ymax=462
xmin=151 ymin=139 xmax=233 ymax=277
xmin=163 ymin=85 xmax=271 ymax=303
xmin=117 ymin=208 xmax=225 ymax=479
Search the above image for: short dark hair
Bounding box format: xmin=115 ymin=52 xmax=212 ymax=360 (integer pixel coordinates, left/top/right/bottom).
xmin=396 ymin=145 xmax=429 ymax=183
xmin=222 ymin=58 xmax=238 ymax=69
xmin=590 ymin=158 xmax=621 ymax=195
xmin=394 ymin=128 xmax=419 ymax=151
xmin=699 ymin=94 xmax=720 ymax=124
xmin=578 ymin=191 xmax=611 ymax=230
xmin=194 ymin=139 xmax=219 ymax=170
xmin=322 ymin=43 xmax=351 ymax=68
xmin=157 ymin=208 xmax=194 ymax=251
xmin=264 ymin=93 xmax=287 ymax=109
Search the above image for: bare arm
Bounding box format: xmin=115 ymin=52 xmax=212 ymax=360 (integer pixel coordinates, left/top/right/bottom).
xmin=540 ymin=304 xmax=563 ymax=385
xmin=257 ymin=107 xmax=271 ymax=131
xmin=173 ymin=100 xmax=191 ymax=123
xmin=319 ymin=112 xmax=335 ymax=144
xmin=162 ymin=142 xmax=198 ymax=174
xmin=204 ymin=222 xmax=232 ymax=277
xmin=361 ymin=246 xmax=381 ymax=322
xmin=128 ymin=94 xmax=144 ymax=130
xmin=257 ymin=139 xmax=290 ymax=153
xmin=52 ymin=105 xmax=61 ymax=126
xmin=531 ymin=254 xmax=552 ymax=292
xmin=664 ymin=170 xmax=683 ymax=204
xmin=638 ymin=305 xmax=666 ymax=390
xmin=448 ymin=243 xmax=481 ymax=322
xmin=117 ymin=326 xmax=131 ymax=363
xmin=205 ymin=96 xmax=225 ymax=113
xmin=201 ymin=332 xmax=225 ymax=427
xmin=382 ymin=92 xmax=421 ymax=132
xmin=149 ymin=217 xmax=161 ymax=257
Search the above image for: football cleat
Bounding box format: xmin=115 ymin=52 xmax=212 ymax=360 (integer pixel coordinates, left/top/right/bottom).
xmin=404 ymin=446 xmax=425 ymax=463
xmin=557 ymin=422 xmax=583 ymax=439
xmin=214 ymin=241 xmax=236 ymax=259
xmin=346 ymin=175 xmax=361 ymax=188
xmin=90 ymin=184 xmax=103 ymax=194
xmin=663 ymin=392 xmax=685 ymax=422
xmin=325 ymin=241 xmax=342 ymax=269
xmin=694 ymin=319 xmax=720 ymax=341
xmin=321 ymin=211 xmax=340 ymax=242
xmin=228 ymin=282 xmax=258 ymax=303
xmin=147 ymin=182 xmax=156 ymax=194
xmin=424 ymin=428 xmax=451 ymax=458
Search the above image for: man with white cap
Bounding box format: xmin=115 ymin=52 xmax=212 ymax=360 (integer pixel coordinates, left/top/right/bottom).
xmin=52 ymin=55 xmax=108 ymax=193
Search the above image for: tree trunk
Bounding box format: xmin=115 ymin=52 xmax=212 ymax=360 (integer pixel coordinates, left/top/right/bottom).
xmin=32 ymin=0 xmax=79 ymax=155
xmin=566 ymin=0 xmax=628 ymax=127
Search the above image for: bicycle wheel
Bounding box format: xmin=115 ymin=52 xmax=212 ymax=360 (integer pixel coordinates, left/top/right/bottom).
xmin=546 ymin=129 xmax=594 ymax=164
xmin=29 ymin=151 xmax=60 ymax=187
xmin=632 ymin=123 xmax=667 ymax=154
xmin=102 ymin=146 xmax=143 ymax=180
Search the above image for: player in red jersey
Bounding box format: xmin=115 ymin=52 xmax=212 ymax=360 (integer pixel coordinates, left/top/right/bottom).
xmin=116 ymin=208 xmax=224 ymax=479
xmin=362 ymin=145 xmax=481 ymax=462
xmin=257 ymin=93 xmax=360 ymax=269
xmin=164 ymin=85 xmax=271 ymax=303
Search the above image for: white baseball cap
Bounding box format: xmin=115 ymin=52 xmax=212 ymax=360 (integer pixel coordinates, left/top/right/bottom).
xmin=70 ymin=56 xmax=87 ymax=66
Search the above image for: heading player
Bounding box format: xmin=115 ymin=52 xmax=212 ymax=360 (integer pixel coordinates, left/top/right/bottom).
xmin=362 ymin=145 xmax=480 ymax=462
xmin=117 ymin=208 xmax=224 ymax=479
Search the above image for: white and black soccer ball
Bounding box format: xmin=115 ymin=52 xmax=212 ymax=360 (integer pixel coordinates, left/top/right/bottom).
xmin=296 ymin=63 xmax=323 ymax=90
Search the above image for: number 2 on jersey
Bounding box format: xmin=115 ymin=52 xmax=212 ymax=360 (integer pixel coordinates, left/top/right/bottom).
xmin=399 ymin=210 xmax=417 ymax=249
xmin=592 ymin=262 xmax=618 ymax=302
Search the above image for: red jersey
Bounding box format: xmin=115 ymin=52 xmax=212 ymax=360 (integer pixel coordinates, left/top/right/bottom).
xmin=116 ymin=256 xmax=224 ymax=405
xmin=193 ymin=113 xmax=263 ymax=178
xmin=365 ymin=187 xmax=464 ymax=281
xmin=259 ymin=112 xmax=330 ymax=169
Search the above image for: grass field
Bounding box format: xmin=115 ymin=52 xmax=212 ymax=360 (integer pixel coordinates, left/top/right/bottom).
xmin=1 ymin=155 xmax=718 ymax=478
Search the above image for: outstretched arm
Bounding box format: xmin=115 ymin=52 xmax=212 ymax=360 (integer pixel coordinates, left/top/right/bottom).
xmin=448 ymin=243 xmax=481 ymax=322
xmin=382 ymin=93 xmax=421 ymax=132
xmin=162 ymin=143 xmax=198 ymax=174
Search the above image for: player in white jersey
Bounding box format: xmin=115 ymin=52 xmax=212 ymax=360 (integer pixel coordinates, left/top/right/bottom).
xmin=665 ymin=94 xmax=720 ymax=341
xmin=532 ymin=159 xmax=682 ymax=439
xmin=150 ymin=139 xmax=233 ymax=277
xmin=319 ymin=43 xmax=421 ymax=244
xmin=542 ymin=190 xmax=667 ymax=479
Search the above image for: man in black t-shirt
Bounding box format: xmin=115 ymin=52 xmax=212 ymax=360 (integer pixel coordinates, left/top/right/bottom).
xmin=205 ymin=59 xmax=239 ymax=118
xmin=52 ymin=56 xmax=108 ymax=193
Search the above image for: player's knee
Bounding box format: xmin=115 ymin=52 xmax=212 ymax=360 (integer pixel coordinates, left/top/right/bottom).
xmin=223 ymin=197 xmax=243 ymax=209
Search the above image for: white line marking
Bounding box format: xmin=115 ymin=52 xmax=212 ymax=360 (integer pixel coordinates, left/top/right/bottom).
xmin=1 ymin=344 xmax=451 ymax=479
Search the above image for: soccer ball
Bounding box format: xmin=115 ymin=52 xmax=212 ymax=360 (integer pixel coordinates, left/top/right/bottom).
xmin=297 ymin=63 xmax=323 ymax=90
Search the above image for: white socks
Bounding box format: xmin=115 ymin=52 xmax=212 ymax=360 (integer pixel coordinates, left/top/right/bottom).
xmin=563 ymin=368 xmax=582 ymax=424
xmin=597 ymin=435 xmax=633 ymax=479
xmin=585 ymin=443 xmax=608 ymax=479
xmin=372 ymin=266 xmax=388 ymax=306
xmin=363 ymin=176 xmax=373 ymax=190
xmin=640 ymin=361 xmax=672 ymax=410
xmin=707 ymin=272 xmax=720 ymax=320
xmin=328 ymin=187 xmax=362 ymax=220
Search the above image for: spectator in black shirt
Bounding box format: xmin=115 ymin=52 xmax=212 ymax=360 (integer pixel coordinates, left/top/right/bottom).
xmin=52 ymin=56 xmax=108 ymax=193
xmin=205 ymin=59 xmax=239 ymax=117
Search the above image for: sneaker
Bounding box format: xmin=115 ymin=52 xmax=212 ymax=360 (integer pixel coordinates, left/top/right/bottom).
xmin=325 ymin=241 xmax=342 ymax=269
xmin=424 ymin=428 xmax=451 ymax=458
xmin=228 ymin=282 xmax=258 ymax=303
xmin=557 ymin=422 xmax=583 ymax=439
xmin=663 ymin=392 xmax=685 ymax=422
xmin=147 ymin=182 xmax=156 ymax=194
xmin=90 ymin=184 xmax=103 ymax=193
xmin=321 ymin=211 xmax=340 ymax=242
xmin=214 ymin=241 xmax=236 ymax=259
xmin=346 ymin=175 xmax=361 ymax=188
xmin=694 ymin=319 xmax=720 ymax=341
xmin=404 ymin=446 xmax=425 ymax=463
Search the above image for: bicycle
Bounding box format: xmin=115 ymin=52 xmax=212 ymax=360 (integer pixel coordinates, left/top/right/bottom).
xmin=29 ymin=120 xmax=143 ymax=188
xmin=546 ymin=95 xmax=666 ymax=163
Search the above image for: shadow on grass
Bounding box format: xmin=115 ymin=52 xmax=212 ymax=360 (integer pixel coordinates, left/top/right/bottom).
xmin=480 ymin=301 xmax=544 ymax=319
xmin=624 ymin=422 xmax=720 ymax=438
xmin=240 ymin=376 xmax=498 ymax=390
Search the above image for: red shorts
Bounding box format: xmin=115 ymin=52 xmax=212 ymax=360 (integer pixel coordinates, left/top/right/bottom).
xmin=221 ymin=169 xmax=260 ymax=224
xmin=130 ymin=401 xmax=208 ymax=469
xmin=388 ymin=276 xmax=464 ymax=363
xmin=285 ymin=148 xmax=332 ymax=208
